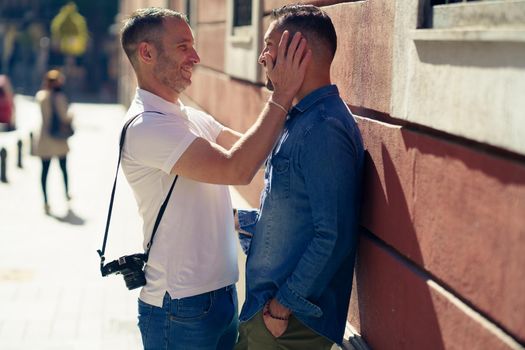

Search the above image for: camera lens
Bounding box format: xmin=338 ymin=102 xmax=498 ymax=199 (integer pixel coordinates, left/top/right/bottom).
xmin=124 ymin=270 xmax=147 ymax=290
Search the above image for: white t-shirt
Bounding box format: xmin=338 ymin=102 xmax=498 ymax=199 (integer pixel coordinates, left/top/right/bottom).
xmin=121 ymin=88 xmax=238 ymax=307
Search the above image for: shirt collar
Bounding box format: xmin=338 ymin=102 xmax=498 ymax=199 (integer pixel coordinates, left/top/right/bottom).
xmin=289 ymin=84 xmax=339 ymax=118
xmin=135 ymin=88 xmax=187 ymax=118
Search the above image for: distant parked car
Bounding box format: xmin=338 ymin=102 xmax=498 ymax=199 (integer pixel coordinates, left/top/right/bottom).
xmin=0 ymin=75 xmax=16 ymax=131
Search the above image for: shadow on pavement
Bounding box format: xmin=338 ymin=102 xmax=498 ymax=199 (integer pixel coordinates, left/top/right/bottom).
xmin=51 ymin=209 xmax=86 ymax=225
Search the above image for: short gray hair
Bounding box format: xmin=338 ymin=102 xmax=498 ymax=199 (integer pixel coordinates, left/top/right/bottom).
xmin=121 ymin=8 xmax=187 ymax=67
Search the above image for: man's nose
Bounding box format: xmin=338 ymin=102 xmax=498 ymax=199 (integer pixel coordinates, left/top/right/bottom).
xmin=191 ymin=48 xmax=200 ymax=64
xmin=258 ymin=51 xmax=265 ymax=66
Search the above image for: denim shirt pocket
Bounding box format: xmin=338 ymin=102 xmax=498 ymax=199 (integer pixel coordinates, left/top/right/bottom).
xmin=270 ymin=155 xmax=290 ymax=199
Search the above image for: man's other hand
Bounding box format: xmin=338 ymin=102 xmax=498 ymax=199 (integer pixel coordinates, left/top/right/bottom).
xmin=263 ymin=298 xmax=292 ymax=338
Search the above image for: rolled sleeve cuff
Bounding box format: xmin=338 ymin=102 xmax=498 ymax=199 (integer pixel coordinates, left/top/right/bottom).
xmin=275 ymin=282 xmax=323 ymax=318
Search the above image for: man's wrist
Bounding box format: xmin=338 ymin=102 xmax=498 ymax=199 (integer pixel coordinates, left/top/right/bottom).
xmin=268 ymin=100 xmax=288 ymax=114
xmin=270 ymin=92 xmax=293 ymax=111
xmin=268 ymin=299 xmax=291 ymax=319
xmin=264 ymin=301 xmax=290 ymax=321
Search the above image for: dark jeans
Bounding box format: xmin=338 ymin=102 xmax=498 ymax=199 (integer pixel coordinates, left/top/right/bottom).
xmin=138 ymin=285 xmax=238 ymax=350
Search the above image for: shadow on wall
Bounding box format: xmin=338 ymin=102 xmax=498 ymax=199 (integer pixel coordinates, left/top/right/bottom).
xmin=415 ymin=41 xmax=525 ymax=69
xmin=399 ymin=127 xmax=525 ymax=343
xmin=402 ymin=129 xmax=525 ymax=186
xmin=351 ymin=146 xmax=446 ymax=349
xmin=351 ymin=118 xmax=525 ymax=347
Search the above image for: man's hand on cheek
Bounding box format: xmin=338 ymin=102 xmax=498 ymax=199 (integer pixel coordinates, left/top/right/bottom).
xmin=267 ymin=30 xmax=311 ymax=102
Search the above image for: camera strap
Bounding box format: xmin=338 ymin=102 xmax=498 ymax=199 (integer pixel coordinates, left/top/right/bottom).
xmin=97 ymin=111 xmax=179 ymax=265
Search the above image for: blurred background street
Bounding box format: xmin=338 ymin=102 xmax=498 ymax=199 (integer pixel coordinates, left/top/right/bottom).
xmin=0 ymin=2 xmax=147 ymax=348
xmin=0 ymin=1 xmax=119 ymax=103
xmin=0 ymin=96 xmax=143 ymax=349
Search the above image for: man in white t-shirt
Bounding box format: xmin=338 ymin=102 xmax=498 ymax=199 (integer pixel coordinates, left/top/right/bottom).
xmin=119 ymin=7 xmax=310 ymax=350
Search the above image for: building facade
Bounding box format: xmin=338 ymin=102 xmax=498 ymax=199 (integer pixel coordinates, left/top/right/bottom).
xmin=117 ymin=1 xmax=525 ymax=348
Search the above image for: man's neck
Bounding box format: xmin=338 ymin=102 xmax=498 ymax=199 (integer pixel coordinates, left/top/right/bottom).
xmin=295 ymin=76 xmax=331 ymax=104
xmin=138 ymin=76 xmax=179 ymax=104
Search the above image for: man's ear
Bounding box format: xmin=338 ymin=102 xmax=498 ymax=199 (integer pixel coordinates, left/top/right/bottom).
xmin=137 ymin=42 xmax=156 ymax=65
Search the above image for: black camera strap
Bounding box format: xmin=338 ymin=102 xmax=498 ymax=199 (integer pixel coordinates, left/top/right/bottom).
xmin=97 ymin=111 xmax=179 ymax=266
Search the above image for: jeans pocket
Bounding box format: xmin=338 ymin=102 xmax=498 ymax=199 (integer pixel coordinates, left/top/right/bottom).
xmin=170 ymin=292 xmax=213 ymax=322
xmin=229 ymin=287 xmax=238 ymax=315
xmin=137 ymin=299 xmax=154 ymax=343
xmin=222 ymin=286 xmax=238 ymax=328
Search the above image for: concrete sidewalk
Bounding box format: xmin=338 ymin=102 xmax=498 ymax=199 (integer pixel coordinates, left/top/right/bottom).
xmin=0 ymin=98 xmax=143 ymax=349
xmin=0 ymin=97 xmax=249 ymax=349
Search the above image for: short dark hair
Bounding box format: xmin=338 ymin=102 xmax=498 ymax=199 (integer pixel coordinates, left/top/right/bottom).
xmin=121 ymin=7 xmax=187 ymax=68
xmin=272 ymin=4 xmax=337 ymax=60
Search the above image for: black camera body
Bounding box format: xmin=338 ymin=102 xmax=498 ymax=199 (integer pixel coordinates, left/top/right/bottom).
xmin=100 ymin=253 xmax=147 ymax=290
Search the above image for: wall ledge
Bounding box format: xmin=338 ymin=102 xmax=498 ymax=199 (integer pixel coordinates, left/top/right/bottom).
xmin=412 ymin=28 xmax=525 ymax=42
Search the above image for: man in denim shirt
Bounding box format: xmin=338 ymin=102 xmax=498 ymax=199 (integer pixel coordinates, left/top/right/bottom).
xmin=235 ymin=5 xmax=364 ymax=349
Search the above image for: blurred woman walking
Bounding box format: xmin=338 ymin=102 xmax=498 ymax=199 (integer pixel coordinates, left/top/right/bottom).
xmin=34 ymin=69 xmax=74 ymax=214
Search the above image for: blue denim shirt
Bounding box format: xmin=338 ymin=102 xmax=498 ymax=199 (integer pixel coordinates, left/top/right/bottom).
xmin=238 ymin=85 xmax=364 ymax=344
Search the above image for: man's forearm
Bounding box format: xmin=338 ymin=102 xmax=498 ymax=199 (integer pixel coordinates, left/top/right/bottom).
xmin=168 ymin=31 xmax=309 ymax=185
xmin=226 ymin=93 xmax=291 ymax=184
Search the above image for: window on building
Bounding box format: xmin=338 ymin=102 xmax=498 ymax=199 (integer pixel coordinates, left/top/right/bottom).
xmin=185 ymin=0 xmax=192 ymax=20
xmin=419 ymin=0 xmax=525 ymax=38
xmin=184 ymin=0 xmax=197 ymax=29
xmin=234 ymin=0 xmax=252 ymax=27
xmin=225 ymin=0 xmax=261 ymax=83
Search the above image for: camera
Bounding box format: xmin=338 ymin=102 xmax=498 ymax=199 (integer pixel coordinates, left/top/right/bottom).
xmin=100 ymin=253 xmax=147 ymax=290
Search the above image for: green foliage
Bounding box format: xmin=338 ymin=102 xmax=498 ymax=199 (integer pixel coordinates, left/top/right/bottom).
xmin=51 ymin=2 xmax=89 ymax=56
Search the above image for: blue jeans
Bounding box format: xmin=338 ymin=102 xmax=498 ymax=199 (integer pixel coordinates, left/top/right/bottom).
xmin=138 ymin=285 xmax=239 ymax=350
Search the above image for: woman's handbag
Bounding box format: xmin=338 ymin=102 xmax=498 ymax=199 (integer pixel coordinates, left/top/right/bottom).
xmin=49 ymin=93 xmax=74 ymax=139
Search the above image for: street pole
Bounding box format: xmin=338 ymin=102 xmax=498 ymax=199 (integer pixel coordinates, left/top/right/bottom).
xmin=17 ymin=139 xmax=23 ymax=168
xmin=0 ymin=147 xmax=7 ymax=183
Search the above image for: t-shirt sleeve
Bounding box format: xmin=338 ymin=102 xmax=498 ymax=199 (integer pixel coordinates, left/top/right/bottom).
xmin=125 ymin=113 xmax=197 ymax=174
xmin=186 ymin=107 xmax=224 ymax=141
xmin=204 ymin=113 xmax=225 ymax=141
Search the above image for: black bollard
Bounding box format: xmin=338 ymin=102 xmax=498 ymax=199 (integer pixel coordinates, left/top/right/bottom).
xmin=29 ymin=132 xmax=34 ymax=156
xmin=0 ymin=147 xmax=7 ymax=183
xmin=17 ymin=139 xmax=23 ymax=168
